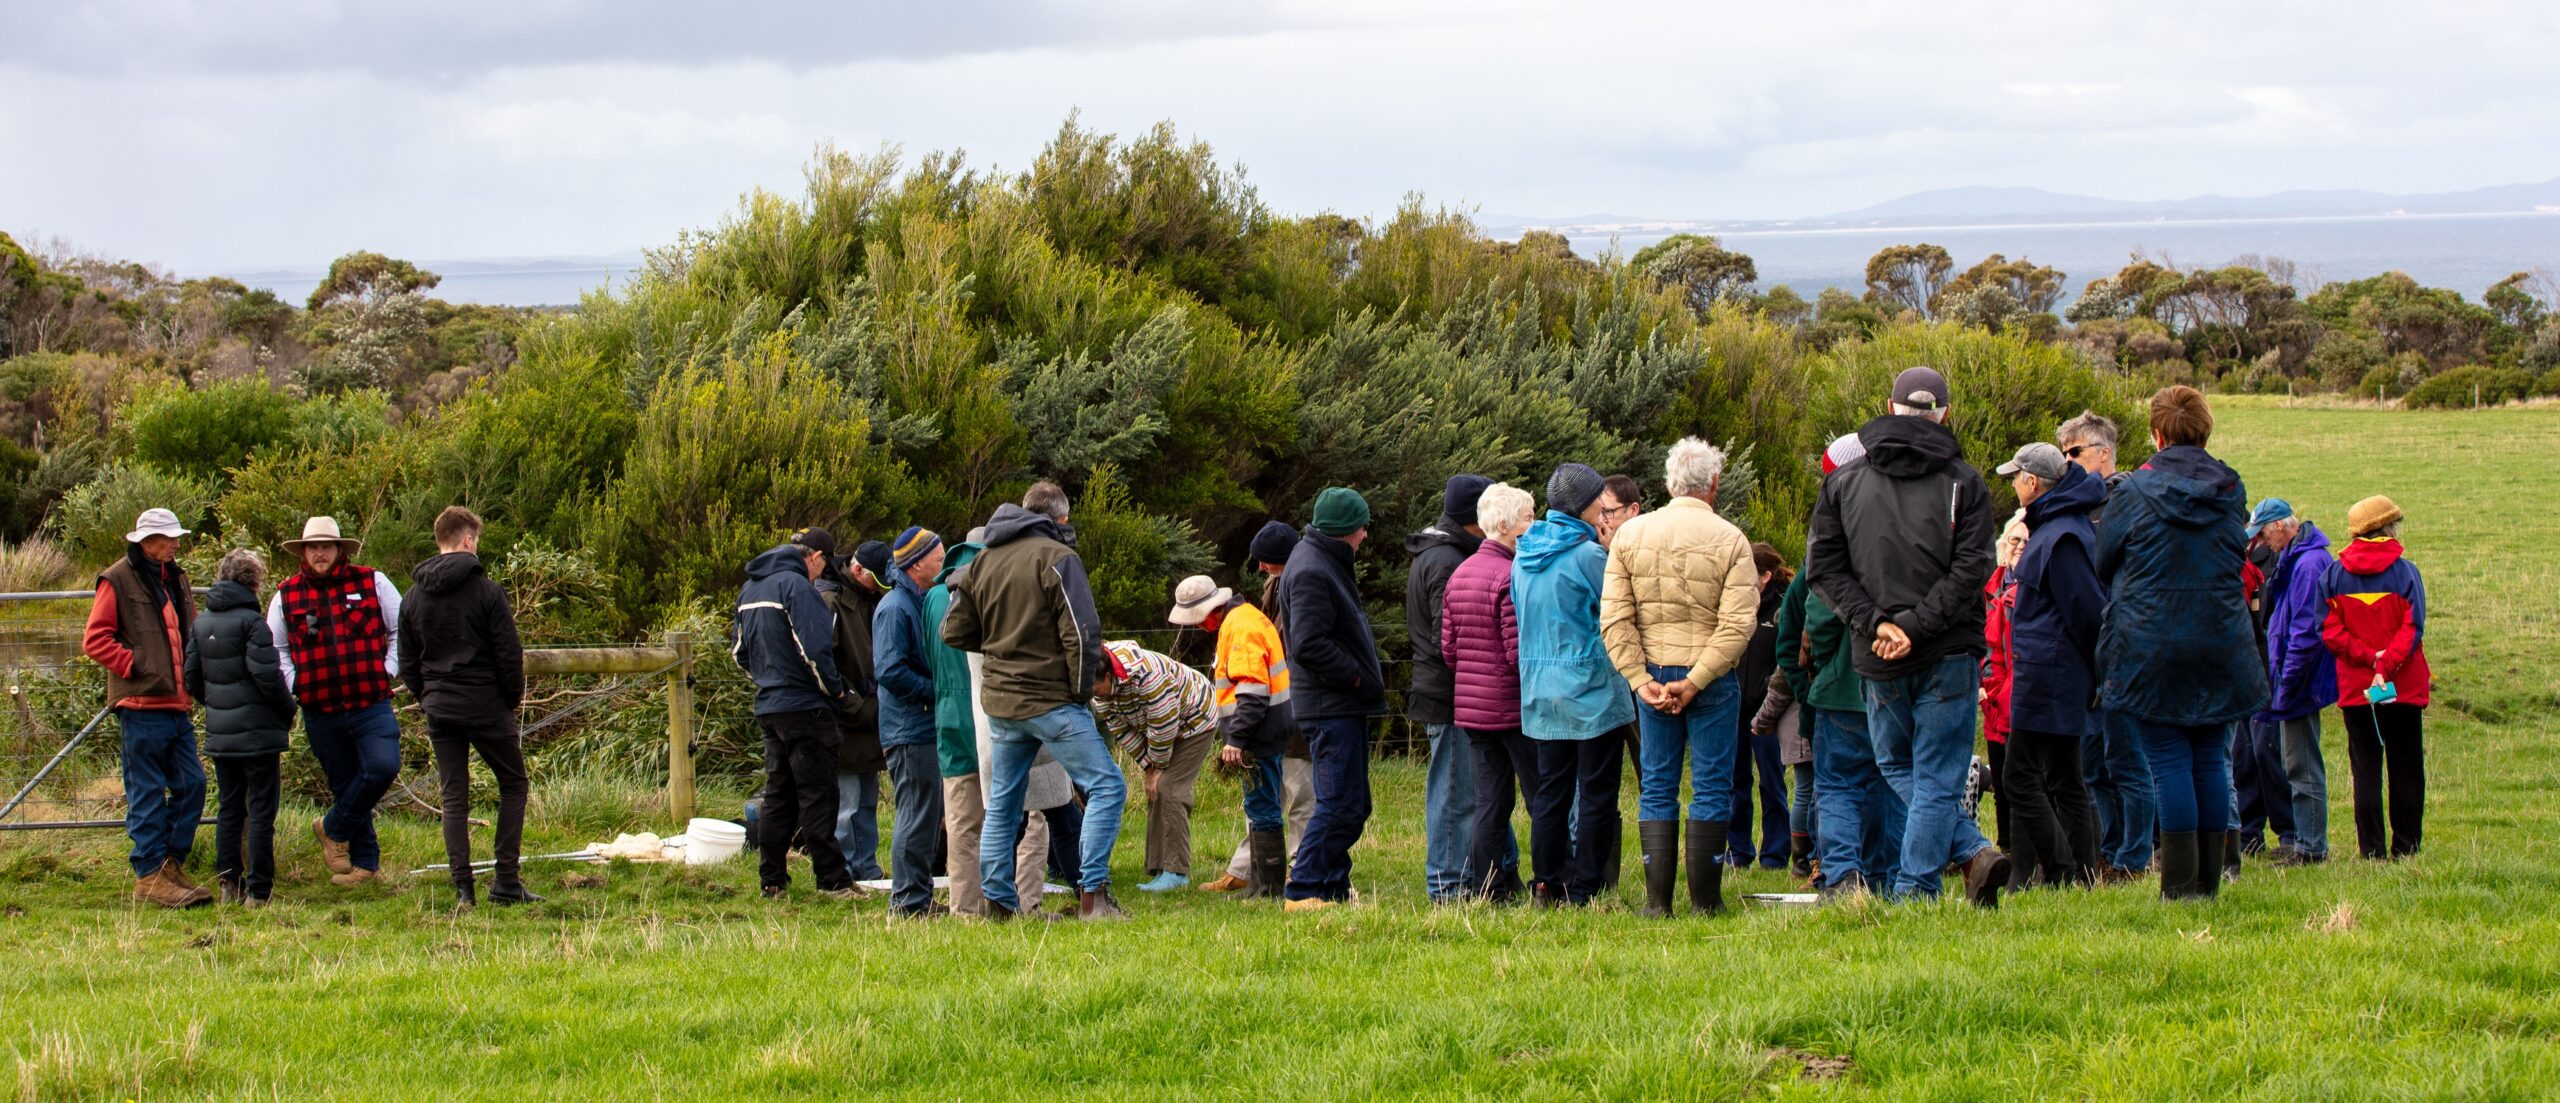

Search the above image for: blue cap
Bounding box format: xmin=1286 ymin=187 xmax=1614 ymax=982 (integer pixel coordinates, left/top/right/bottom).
xmin=2244 ymin=498 xmax=2293 ymax=540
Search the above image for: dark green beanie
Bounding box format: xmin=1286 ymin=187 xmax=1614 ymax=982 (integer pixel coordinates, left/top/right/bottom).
xmin=1310 ymin=487 xmax=1372 ymax=537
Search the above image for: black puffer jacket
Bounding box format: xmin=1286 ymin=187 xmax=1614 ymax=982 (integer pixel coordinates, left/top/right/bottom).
xmin=398 ymin=551 xmax=525 ymax=727
xmin=1403 ymin=518 xmax=1481 ymax=726
xmin=184 ymin=580 xmax=294 ymax=756
xmin=1805 ymin=414 xmax=1995 ymax=680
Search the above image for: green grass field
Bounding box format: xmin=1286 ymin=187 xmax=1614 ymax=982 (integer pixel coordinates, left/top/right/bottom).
xmin=4 ymin=402 xmax=2557 ymax=1101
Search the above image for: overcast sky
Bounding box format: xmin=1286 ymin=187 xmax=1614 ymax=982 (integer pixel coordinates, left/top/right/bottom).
xmin=5 ymin=0 xmax=2557 ymax=273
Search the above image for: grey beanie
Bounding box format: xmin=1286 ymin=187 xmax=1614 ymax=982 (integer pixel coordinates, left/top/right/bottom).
xmin=1546 ymin=463 xmax=1606 ymax=518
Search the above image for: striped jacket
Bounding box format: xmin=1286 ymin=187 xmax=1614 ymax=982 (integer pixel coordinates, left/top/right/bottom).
xmin=1094 ymin=641 xmax=1216 ymax=770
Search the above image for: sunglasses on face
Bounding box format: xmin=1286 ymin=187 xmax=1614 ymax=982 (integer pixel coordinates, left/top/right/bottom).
xmin=2063 ymin=444 xmax=2106 ymax=459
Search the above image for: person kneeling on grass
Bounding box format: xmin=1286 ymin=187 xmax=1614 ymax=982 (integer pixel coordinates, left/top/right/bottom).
xmin=185 ymin=548 xmax=294 ymax=908
xmin=2321 ymin=495 xmax=2431 ymax=861
xmin=1091 ymin=640 xmax=1220 ymax=893
xmin=402 ymin=507 xmax=536 ymax=910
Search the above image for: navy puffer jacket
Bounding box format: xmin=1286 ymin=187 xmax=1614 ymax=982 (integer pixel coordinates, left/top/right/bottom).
xmin=2094 ymin=445 xmax=2271 ymax=726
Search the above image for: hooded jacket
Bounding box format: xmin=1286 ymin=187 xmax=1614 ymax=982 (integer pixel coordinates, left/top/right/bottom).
xmin=2094 ymin=445 xmax=2270 ymax=726
xmin=1403 ymin=517 xmax=1482 ymax=726
xmin=733 ymin=544 xmax=844 ymax=717
xmin=185 ymin=579 xmax=294 ymax=756
xmin=816 ymin=569 xmax=884 ymax=774
xmin=1277 ymin=527 xmax=1387 ymax=720
xmin=398 ymin=551 xmax=525 ymax=728
xmin=1513 ymin=512 xmax=1635 ymax=741
xmin=1210 ymin=598 xmax=1294 ymax=759
xmin=1735 ymin=576 xmax=1786 ymax=733
xmin=1980 ymin=566 xmax=2016 ymax=746
xmin=1442 ymin=539 xmax=1522 ymax=732
xmin=1598 ymin=495 xmax=1761 ymax=690
xmin=2262 ymin=520 xmax=2341 ymax=722
xmin=2322 ymin=537 xmax=2430 ymax=707
xmin=923 ymin=542 xmax=985 ymax=777
xmin=939 ymin=504 xmax=1106 ymax=722
xmin=871 ymin=564 xmax=936 ymax=748
xmin=2008 ymin=462 xmax=2107 ymax=737
xmin=1804 ymin=414 xmax=1996 ymax=680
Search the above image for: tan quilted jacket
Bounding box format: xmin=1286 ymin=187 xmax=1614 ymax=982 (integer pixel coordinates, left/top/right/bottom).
xmin=1599 ymin=496 xmax=1761 ymax=689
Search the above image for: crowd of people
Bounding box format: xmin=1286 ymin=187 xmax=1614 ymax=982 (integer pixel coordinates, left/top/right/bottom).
xmin=80 ymin=369 xmax=2432 ymax=919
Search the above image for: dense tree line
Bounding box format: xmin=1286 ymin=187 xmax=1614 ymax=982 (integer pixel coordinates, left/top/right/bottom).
xmin=5 ymin=117 xmax=2542 ymax=649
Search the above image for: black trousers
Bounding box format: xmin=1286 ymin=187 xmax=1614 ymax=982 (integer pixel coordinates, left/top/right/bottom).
xmin=2003 ymin=729 xmax=2099 ymax=886
xmin=1985 ymin=739 xmax=2010 ymax=850
xmin=2342 ymin=703 xmax=2425 ymax=859
xmin=1531 ymin=732 xmax=1625 ymax=904
xmin=211 ymin=754 xmax=281 ymax=899
xmin=758 ymin=709 xmax=853 ymax=892
xmin=1464 ymin=726 xmax=1537 ymax=900
xmin=429 ymin=715 xmax=530 ymax=887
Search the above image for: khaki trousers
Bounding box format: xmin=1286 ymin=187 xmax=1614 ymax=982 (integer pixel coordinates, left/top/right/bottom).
xmin=943 ymin=774 xmax=1050 ymax=916
xmin=1143 ymin=729 xmax=1219 ymax=876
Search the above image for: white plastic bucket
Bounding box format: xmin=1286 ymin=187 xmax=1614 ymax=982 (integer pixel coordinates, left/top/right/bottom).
xmin=684 ymin=817 xmax=746 ymax=865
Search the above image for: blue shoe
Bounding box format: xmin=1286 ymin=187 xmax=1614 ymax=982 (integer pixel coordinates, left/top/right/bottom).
xmin=1137 ymin=871 xmax=1189 ymax=893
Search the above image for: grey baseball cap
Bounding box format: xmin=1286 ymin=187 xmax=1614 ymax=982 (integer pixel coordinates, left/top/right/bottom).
xmin=1996 ymin=442 xmax=2070 ymax=482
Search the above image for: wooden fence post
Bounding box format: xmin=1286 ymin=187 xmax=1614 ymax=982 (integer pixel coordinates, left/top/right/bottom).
xmin=665 ymin=631 xmax=696 ymax=822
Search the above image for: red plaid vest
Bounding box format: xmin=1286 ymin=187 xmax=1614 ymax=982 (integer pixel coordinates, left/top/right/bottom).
xmin=279 ymin=564 xmax=394 ymax=714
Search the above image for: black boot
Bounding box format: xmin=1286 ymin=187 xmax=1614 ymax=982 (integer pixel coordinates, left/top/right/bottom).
xmin=1637 ymin=820 xmax=1678 ymax=918
xmin=2157 ymin=831 xmax=2199 ymax=901
xmin=488 ymin=878 xmax=545 ymax=906
xmin=2196 ymin=831 xmax=2228 ymax=900
xmin=1685 ymin=819 xmax=1726 ymax=915
xmin=453 ymin=879 xmax=477 ymax=910
xmin=1788 ymin=833 xmax=1813 ymax=879
xmin=1598 ymin=819 xmax=1624 ymax=894
xmin=1244 ymin=830 xmax=1287 ymax=901
xmin=2221 ymin=831 xmax=2242 ymax=884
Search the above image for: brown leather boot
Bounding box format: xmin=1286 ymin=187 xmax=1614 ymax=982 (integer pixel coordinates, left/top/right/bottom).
xmin=134 ymin=869 xmax=210 ymax=909
xmin=1077 ymin=886 xmax=1129 ymax=921
xmin=331 ymin=867 xmax=377 ymax=887
xmin=313 ymin=818 xmax=352 ymax=876
xmin=1958 ymin=847 xmax=2012 ymax=909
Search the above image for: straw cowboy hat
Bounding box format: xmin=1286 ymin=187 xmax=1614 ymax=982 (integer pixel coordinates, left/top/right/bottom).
xmin=281 ymin=516 xmax=362 ymax=555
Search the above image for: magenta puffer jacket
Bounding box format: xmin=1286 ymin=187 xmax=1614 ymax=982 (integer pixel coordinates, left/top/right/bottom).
xmin=1442 ymin=540 xmax=1522 ymax=732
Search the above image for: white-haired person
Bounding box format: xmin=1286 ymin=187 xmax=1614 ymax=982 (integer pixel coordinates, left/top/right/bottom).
xmin=1442 ymin=481 xmax=1541 ymax=900
xmin=1599 ymin=437 xmax=1762 ymax=917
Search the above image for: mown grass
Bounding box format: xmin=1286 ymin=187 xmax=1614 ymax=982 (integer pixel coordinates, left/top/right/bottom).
xmin=3 ymin=402 xmax=2557 ymax=1101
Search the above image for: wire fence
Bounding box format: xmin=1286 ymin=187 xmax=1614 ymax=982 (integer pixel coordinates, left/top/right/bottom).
xmin=0 ymin=610 xmax=1439 ymax=832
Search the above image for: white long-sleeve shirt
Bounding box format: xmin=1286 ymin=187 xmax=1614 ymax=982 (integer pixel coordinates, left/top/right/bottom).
xmin=267 ymin=570 xmax=402 ymax=694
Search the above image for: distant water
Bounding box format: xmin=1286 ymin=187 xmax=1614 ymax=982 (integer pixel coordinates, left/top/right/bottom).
xmin=221 ymin=212 xmax=2560 ymax=310
xmin=1561 ymin=211 xmax=2560 ymax=303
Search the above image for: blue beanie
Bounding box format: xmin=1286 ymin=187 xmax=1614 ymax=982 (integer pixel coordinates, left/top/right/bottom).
xmin=1442 ymin=474 xmax=1492 ymax=528
xmin=1248 ymin=520 xmax=1299 ymax=566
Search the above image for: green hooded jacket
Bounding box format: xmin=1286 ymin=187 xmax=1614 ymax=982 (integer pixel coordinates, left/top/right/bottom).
xmin=1775 ymin=569 xmax=1866 ymax=715
xmin=923 ymin=542 xmax=985 ymax=778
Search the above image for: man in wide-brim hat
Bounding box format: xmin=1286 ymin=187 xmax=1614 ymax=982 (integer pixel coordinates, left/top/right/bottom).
xmin=266 ymin=516 xmax=406 ymax=888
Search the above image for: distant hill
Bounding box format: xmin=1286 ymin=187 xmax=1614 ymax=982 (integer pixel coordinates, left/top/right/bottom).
xmin=1486 ymin=176 xmax=2560 ymax=238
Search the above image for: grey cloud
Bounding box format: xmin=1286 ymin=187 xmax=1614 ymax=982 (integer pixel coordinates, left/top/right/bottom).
xmin=0 ymin=0 xmax=1333 ymax=77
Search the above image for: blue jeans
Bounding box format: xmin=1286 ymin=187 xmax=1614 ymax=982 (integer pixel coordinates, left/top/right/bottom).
xmin=1634 ymin=667 xmax=1740 ymax=823
xmin=981 ymin=704 xmax=1126 ymax=909
xmin=1864 ymin=654 xmax=1992 ymax=899
xmin=1811 ymin=707 xmax=1900 ymax=889
xmin=1286 ymin=716 xmax=1372 ymax=902
xmin=883 ymin=745 xmax=942 ymax=911
xmin=1789 ymin=762 xmax=1817 ymax=838
xmin=2278 ymin=713 xmax=2329 ymax=858
xmin=2083 ymin=707 xmax=2157 ymax=872
xmin=1242 ymin=755 xmax=1285 ymax=833
xmin=1728 ymin=731 xmax=1789 ymax=866
xmin=116 ymin=708 xmax=204 ymax=878
xmin=306 ymin=700 xmax=402 ymax=872
xmin=2138 ymin=720 xmax=2234 ymax=833
xmin=1423 ymin=722 xmax=1475 ymax=901
xmin=2233 ymin=716 xmax=2296 ymax=850
xmin=833 ymin=771 xmax=884 ymax=880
